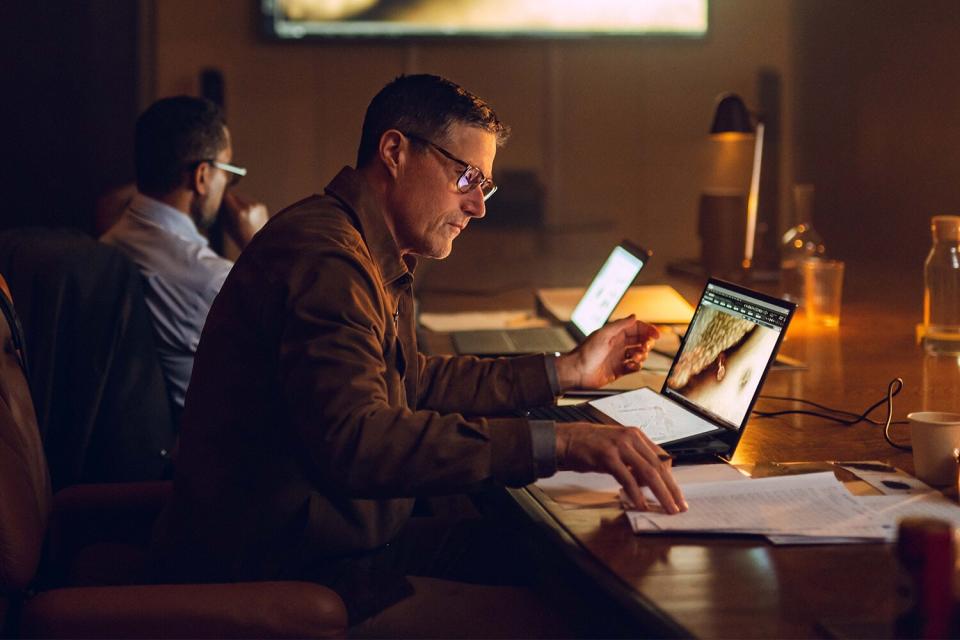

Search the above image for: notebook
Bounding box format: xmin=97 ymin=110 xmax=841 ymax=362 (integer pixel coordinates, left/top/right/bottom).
xmin=452 ymin=240 xmax=652 ymax=355
xmin=527 ymin=279 xmax=797 ymax=461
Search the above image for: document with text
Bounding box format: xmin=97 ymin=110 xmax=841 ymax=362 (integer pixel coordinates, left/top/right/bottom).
xmin=626 ymin=472 xmax=882 ymax=537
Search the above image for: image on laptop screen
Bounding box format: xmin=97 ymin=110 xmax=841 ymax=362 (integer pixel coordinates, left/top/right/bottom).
xmin=662 ymin=282 xmax=792 ymax=431
xmin=569 ymin=245 xmax=647 ymax=336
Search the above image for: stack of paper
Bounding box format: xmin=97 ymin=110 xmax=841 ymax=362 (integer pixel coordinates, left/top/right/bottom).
xmin=625 ymin=471 xmax=960 ymax=545
xmin=536 ymin=463 xmax=747 ymax=508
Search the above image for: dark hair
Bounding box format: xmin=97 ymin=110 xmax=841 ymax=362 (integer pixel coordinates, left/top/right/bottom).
xmin=356 ymin=74 xmax=510 ymax=167
xmin=135 ymin=96 xmax=228 ymax=196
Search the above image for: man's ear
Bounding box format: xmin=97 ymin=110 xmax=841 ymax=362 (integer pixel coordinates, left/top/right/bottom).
xmin=189 ymin=161 xmax=211 ymax=196
xmin=378 ymin=130 xmax=405 ymax=179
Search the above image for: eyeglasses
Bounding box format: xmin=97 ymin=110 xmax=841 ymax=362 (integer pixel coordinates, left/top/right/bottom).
xmin=200 ymin=159 xmax=247 ymax=186
xmin=402 ymin=133 xmax=497 ymax=201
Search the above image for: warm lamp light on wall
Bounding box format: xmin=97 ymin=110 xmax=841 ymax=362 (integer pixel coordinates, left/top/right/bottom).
xmin=709 ymin=92 xmax=764 ymax=272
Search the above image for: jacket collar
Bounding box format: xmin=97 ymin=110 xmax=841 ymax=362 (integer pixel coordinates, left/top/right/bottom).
xmin=324 ymin=167 xmax=415 ymax=285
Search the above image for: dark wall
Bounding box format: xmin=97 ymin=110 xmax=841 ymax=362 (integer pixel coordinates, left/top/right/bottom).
xmin=0 ymin=0 xmax=140 ymax=232
xmin=793 ymin=0 xmax=960 ymax=267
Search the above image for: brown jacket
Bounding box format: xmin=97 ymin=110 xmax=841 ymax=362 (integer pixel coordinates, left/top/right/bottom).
xmin=152 ymin=168 xmax=555 ymax=582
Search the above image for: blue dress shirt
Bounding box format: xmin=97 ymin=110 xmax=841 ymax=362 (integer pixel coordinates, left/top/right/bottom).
xmin=102 ymin=193 xmax=233 ymax=409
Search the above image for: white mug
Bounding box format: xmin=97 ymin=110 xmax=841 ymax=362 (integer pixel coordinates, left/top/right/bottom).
xmin=908 ymin=411 xmax=960 ymax=486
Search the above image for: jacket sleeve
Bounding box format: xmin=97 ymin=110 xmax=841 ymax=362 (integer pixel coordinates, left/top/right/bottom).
xmin=277 ymin=247 xmax=541 ymax=499
xmin=416 ymin=352 xmax=556 ymax=416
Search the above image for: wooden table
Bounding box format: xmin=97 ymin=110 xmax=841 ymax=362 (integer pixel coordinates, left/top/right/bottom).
xmin=420 ymin=254 xmax=959 ymax=638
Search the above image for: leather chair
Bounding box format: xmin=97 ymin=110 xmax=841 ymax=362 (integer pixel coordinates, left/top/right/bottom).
xmin=0 ymin=276 xmax=348 ymax=638
xmin=0 ymin=228 xmax=177 ymax=490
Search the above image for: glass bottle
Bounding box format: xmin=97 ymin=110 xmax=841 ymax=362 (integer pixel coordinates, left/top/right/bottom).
xmin=780 ymin=184 xmax=826 ymax=304
xmin=923 ymin=215 xmax=960 ymax=356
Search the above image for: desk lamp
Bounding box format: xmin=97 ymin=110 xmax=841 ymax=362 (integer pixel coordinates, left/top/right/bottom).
xmin=709 ymin=92 xmax=764 ymax=272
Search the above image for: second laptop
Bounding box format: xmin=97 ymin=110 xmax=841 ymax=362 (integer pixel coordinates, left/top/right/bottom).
xmin=451 ymin=240 xmax=651 ymax=356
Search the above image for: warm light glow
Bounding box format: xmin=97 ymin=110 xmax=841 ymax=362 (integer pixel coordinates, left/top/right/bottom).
xmin=744 ymin=122 xmax=764 ymax=267
xmin=710 ymin=131 xmax=753 ymax=142
xmin=272 ymin=0 xmax=708 ymax=36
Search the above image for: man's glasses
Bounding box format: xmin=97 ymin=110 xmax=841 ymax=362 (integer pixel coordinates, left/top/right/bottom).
xmin=199 ymin=159 xmax=247 ymax=187
xmin=403 ymin=133 xmax=497 ymax=201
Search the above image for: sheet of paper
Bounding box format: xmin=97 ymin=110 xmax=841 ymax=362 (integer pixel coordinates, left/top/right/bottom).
xmin=836 ymin=464 xmax=934 ymax=495
xmin=537 ymin=285 xmax=695 ymax=325
xmin=588 ymin=387 xmax=717 ymax=444
xmin=627 ymin=472 xmax=879 ymax=536
xmin=535 ymin=463 xmax=746 ymax=508
xmin=765 ymin=534 xmax=885 ymax=545
xmin=418 ymin=310 xmax=549 ymax=332
xmin=767 ymin=493 xmax=960 ymax=544
xmin=860 ymin=492 xmax=960 ymax=527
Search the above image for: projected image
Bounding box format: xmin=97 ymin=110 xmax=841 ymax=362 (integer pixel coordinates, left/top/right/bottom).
xmin=666 ymin=307 xmax=779 ymax=428
xmin=267 ymin=0 xmax=708 ymax=37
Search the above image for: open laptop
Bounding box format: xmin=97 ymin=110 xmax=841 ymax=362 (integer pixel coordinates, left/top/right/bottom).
xmin=526 ymin=279 xmax=797 ymax=461
xmin=452 ymin=240 xmax=652 ymax=355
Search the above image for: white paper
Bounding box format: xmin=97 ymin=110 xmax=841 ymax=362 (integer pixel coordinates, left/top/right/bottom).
xmin=767 ymin=492 xmax=960 ymax=544
xmin=861 ymin=492 xmax=960 ymax=529
xmin=536 ymin=463 xmax=746 ymax=508
xmin=627 ymin=472 xmax=878 ymax=536
xmin=836 ymin=464 xmax=934 ymax=495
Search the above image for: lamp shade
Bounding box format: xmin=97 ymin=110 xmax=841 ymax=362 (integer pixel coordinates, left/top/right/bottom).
xmin=710 ymin=93 xmax=753 ymax=135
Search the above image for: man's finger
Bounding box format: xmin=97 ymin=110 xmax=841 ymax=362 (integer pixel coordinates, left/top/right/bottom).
xmin=605 ymin=452 xmax=648 ymax=512
xmin=630 ymin=429 xmax=687 ymax=510
xmin=619 ymin=442 xmax=680 ymax=514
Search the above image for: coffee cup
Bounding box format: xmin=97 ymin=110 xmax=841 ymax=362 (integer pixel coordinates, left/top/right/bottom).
xmin=908 ymin=411 xmax=960 ymax=486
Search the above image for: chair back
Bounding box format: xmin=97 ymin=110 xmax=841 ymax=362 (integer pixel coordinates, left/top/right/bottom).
xmin=0 ymin=228 xmax=176 ymax=490
xmin=0 ymin=275 xmax=52 ymax=629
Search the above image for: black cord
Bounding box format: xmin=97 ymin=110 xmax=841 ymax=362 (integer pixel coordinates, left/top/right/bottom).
xmin=753 ymin=378 xmax=911 ymax=451
xmin=882 ymin=379 xmax=912 ymax=451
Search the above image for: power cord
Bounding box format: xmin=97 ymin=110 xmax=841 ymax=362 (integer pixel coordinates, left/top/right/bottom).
xmin=753 ymin=377 xmax=911 ymax=451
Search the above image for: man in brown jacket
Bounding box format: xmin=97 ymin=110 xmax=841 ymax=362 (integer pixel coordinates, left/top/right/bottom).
xmin=153 ymin=74 xmax=686 ymax=635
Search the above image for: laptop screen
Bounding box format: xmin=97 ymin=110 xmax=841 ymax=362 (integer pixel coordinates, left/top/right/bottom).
xmin=661 ymin=280 xmax=794 ymax=432
xmin=570 ymin=244 xmax=648 ymax=336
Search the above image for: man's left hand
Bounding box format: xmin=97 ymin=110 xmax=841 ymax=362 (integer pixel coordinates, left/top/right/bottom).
xmin=555 ymin=315 xmax=660 ymax=391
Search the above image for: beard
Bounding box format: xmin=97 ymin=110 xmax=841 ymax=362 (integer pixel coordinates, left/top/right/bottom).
xmin=190 ymin=197 xmax=220 ymax=231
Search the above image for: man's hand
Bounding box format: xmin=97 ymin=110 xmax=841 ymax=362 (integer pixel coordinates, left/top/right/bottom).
xmin=556 ymin=422 xmax=687 ymax=514
xmin=555 ymin=315 xmax=660 ymax=390
xmin=221 ymin=191 xmax=269 ymax=249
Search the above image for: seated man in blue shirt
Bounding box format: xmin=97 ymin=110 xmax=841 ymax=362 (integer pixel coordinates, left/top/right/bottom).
xmin=102 ymin=96 xmax=268 ymax=413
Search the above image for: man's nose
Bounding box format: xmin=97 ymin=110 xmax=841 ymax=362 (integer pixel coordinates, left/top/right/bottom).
xmin=462 ymin=187 xmax=486 ymax=219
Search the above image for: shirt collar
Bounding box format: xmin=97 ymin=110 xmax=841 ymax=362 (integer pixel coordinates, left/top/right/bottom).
xmin=126 ymin=192 xmax=208 ymax=246
xmin=324 ymin=167 xmax=414 ymax=285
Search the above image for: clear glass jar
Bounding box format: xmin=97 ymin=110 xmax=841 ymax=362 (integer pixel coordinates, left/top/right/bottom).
xmin=923 ymin=215 xmax=960 ymax=355
xmin=780 ymin=184 xmax=826 ymax=303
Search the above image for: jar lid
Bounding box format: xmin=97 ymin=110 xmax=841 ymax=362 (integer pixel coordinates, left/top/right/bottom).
xmin=932 ymin=215 xmax=960 ymax=241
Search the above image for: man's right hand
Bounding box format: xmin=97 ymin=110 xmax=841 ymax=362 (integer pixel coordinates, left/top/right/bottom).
xmin=555 ymin=422 xmax=687 ymax=514
xmin=221 ymin=190 xmax=269 ymax=249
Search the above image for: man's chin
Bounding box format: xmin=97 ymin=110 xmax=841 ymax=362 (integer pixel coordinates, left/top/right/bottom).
xmin=192 ymin=212 xmax=216 ymax=231
xmin=413 ymin=240 xmax=454 ymax=260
